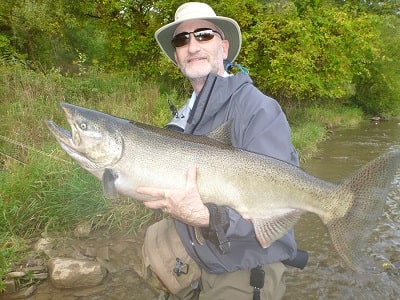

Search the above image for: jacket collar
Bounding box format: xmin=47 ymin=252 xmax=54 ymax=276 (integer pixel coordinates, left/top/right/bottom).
xmin=186 ymin=72 xmax=252 ymax=134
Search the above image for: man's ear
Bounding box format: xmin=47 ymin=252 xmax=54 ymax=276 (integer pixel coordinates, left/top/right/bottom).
xmin=222 ymin=40 xmax=230 ymax=60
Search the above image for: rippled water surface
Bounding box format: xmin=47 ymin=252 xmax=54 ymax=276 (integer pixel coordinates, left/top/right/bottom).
xmin=284 ymin=119 xmax=400 ymax=300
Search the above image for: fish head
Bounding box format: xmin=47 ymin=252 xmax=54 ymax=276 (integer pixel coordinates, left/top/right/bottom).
xmin=46 ymin=102 xmax=124 ymax=170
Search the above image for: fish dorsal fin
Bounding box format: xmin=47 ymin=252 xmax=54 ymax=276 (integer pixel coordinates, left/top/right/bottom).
xmin=206 ymin=120 xmax=233 ymax=146
xmin=252 ymin=209 xmax=303 ymax=248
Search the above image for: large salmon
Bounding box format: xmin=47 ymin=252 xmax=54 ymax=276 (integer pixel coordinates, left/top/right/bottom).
xmin=46 ymin=102 xmax=400 ymax=271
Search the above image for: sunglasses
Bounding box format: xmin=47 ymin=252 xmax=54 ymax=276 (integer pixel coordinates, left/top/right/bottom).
xmin=171 ymin=28 xmax=223 ymax=48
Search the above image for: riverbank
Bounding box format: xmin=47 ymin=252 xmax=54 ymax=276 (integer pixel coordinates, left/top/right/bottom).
xmin=0 ymin=66 xmax=369 ymax=293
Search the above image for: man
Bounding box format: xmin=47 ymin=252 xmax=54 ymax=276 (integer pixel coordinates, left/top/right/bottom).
xmin=137 ymin=2 xmax=300 ymax=299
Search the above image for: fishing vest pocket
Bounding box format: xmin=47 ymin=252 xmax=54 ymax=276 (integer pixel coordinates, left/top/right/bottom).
xmin=142 ymin=218 xmax=201 ymax=294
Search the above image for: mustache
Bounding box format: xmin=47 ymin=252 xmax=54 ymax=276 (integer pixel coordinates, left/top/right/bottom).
xmin=186 ymin=55 xmax=208 ymax=63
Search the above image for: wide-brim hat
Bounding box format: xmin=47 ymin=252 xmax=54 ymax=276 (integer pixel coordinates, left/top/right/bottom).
xmin=155 ymin=2 xmax=242 ymax=65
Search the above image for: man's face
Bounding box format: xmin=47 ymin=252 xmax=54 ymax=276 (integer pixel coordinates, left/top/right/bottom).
xmin=173 ymin=20 xmax=229 ymax=82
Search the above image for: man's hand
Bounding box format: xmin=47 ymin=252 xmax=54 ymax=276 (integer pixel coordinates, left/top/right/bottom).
xmin=136 ymin=166 xmax=210 ymax=227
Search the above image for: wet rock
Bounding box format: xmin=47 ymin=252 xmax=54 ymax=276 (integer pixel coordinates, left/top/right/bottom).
xmin=48 ymin=258 xmax=107 ymax=289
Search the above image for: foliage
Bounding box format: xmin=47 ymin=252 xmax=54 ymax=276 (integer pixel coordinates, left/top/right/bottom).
xmin=0 ymin=0 xmax=399 ymax=115
xmin=352 ymin=15 xmax=400 ymax=116
xmin=243 ymin=3 xmax=378 ymax=106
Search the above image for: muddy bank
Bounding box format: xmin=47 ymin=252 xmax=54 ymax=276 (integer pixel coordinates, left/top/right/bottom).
xmin=1 ymin=224 xmax=164 ymax=300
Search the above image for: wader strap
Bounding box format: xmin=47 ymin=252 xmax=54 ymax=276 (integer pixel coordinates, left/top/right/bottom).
xmin=202 ymin=203 xmax=230 ymax=254
xmin=250 ymin=266 xmax=265 ymax=300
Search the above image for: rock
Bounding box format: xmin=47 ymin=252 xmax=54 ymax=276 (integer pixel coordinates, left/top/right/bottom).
xmin=4 ymin=284 xmax=38 ymax=299
xmin=48 ymin=258 xmax=107 ymax=289
xmin=33 ymin=237 xmax=54 ymax=252
xmin=7 ymin=271 xmax=26 ymax=278
xmin=110 ymin=242 xmax=129 ymax=254
xmin=73 ymin=221 xmax=92 ymax=238
xmin=18 ymin=284 xmax=37 ymax=298
xmin=32 ymin=273 xmax=48 ymax=280
xmin=84 ymin=246 xmax=97 ymax=258
xmin=24 ymin=265 xmax=47 ymax=273
xmin=96 ymin=246 xmax=110 ymax=261
xmin=3 ymin=280 xmax=17 ymax=293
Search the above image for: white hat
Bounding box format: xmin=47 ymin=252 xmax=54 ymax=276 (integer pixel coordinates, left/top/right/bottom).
xmin=155 ymin=2 xmax=242 ymax=64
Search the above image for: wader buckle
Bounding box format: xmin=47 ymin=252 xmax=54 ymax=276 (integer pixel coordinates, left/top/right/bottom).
xmin=173 ymin=258 xmax=189 ymax=276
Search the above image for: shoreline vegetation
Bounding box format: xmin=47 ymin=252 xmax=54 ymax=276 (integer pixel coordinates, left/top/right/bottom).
xmin=0 ymin=64 xmax=381 ymax=291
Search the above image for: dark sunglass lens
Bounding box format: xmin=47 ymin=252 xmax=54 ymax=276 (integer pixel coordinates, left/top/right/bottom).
xmin=172 ymin=33 xmax=190 ymax=47
xmin=193 ymin=30 xmax=214 ymax=41
xmin=171 ymin=29 xmax=218 ymax=47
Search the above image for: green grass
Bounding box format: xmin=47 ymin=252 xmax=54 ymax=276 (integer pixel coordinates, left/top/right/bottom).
xmin=0 ymin=64 xmax=366 ymax=291
xmin=289 ymin=104 xmax=364 ymax=161
xmin=0 ymin=234 xmax=29 ymax=291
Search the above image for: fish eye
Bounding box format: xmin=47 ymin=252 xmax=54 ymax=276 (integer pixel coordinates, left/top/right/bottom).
xmin=80 ymin=123 xmax=87 ymax=130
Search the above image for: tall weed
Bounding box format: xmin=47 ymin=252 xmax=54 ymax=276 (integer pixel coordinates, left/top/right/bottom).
xmin=0 ymin=66 xmax=177 ymax=288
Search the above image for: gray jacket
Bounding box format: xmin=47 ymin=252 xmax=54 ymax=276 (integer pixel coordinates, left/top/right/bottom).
xmin=169 ymin=72 xmax=299 ymax=274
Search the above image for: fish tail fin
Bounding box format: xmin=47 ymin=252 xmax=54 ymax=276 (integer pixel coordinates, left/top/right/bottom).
xmin=324 ymin=149 xmax=400 ymax=271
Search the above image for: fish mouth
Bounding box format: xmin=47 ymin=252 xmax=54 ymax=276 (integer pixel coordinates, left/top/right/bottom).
xmin=46 ymin=102 xmax=123 ymax=169
xmin=46 ymin=102 xmax=80 ymax=148
xmin=46 ymin=120 xmax=74 ymax=149
xmin=45 ymin=119 xmax=100 ymax=169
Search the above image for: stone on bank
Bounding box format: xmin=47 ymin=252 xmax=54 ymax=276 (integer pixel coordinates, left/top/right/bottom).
xmin=48 ymin=258 xmax=107 ymax=288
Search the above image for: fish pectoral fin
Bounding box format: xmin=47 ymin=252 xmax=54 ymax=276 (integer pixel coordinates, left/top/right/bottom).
xmin=253 ymin=209 xmax=303 ymax=248
xmin=102 ymin=168 xmax=119 ymax=199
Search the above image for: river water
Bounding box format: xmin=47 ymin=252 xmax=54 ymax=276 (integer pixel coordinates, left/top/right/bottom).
xmin=284 ymin=119 xmax=400 ymax=300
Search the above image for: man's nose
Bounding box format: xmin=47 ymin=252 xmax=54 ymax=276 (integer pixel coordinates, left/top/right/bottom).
xmin=187 ymin=34 xmax=202 ymax=52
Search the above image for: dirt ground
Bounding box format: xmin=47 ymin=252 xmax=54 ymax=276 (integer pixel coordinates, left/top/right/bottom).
xmin=1 ymin=225 xmax=165 ymax=300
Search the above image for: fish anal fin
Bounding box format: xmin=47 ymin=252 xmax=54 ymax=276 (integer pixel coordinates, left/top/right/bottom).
xmin=253 ymin=209 xmax=303 ymax=248
xmin=102 ymin=168 xmax=119 ymax=199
